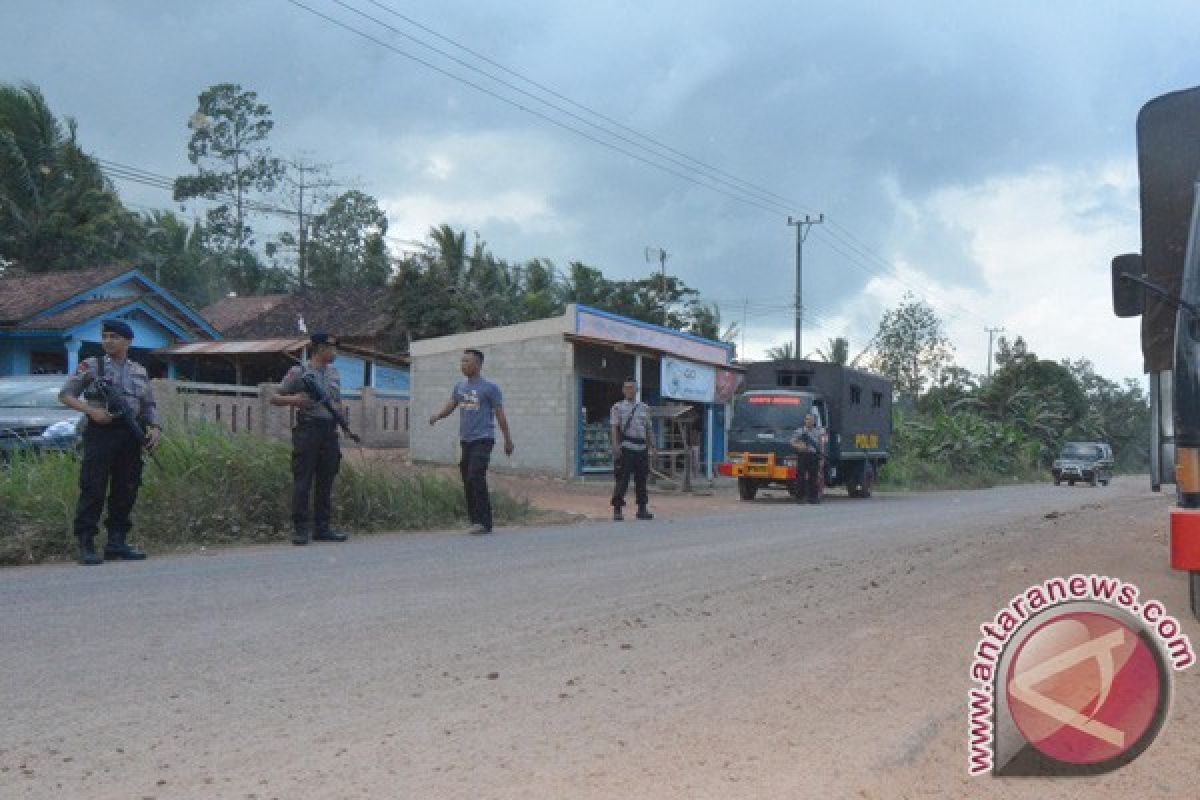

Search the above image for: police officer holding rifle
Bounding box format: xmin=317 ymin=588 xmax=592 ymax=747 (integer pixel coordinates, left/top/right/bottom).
xmin=271 ymin=332 xmax=351 ymax=546
xmin=58 ymin=319 xmax=161 ymax=565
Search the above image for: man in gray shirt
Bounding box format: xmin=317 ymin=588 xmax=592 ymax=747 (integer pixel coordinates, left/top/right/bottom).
xmin=610 ymin=378 xmax=654 ymax=521
xmin=429 ymin=348 xmax=515 ymax=534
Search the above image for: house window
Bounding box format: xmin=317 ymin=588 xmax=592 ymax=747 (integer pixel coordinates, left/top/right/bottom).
xmin=850 ymin=385 xmax=862 ymax=404
xmin=777 ymin=373 xmax=793 ymax=387
xmin=872 ymin=391 xmax=883 ymax=408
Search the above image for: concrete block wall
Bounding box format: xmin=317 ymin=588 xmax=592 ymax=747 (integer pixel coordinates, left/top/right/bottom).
xmin=410 ymin=334 xmax=574 ymax=474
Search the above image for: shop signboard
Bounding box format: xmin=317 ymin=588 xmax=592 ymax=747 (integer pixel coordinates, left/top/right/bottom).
xmin=662 ymin=357 xmax=715 ymax=403
xmin=575 ymin=307 xmax=730 ymax=365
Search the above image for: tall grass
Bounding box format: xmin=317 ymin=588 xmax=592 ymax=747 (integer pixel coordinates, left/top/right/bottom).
xmin=1 ymin=425 xmax=533 ymax=565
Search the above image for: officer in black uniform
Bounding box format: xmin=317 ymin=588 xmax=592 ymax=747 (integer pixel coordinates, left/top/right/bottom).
xmin=58 ymin=319 xmax=161 ymax=565
xmin=271 ymin=332 xmax=349 ymax=546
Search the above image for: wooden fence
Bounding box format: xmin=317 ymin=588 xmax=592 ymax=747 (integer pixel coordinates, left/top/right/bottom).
xmin=151 ymin=380 xmax=409 ymax=447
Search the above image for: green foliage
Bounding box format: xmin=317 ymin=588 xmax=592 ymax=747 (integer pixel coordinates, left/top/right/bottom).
xmin=306 ymin=189 xmax=390 ymax=289
xmin=388 ymin=225 xmax=723 ymax=347
xmin=173 ymin=83 xmax=283 ymax=294
xmin=764 ymin=342 xmax=795 ymax=360
xmin=0 ymin=82 xmax=142 ymax=270
xmin=869 ymin=293 xmax=954 ymax=399
xmin=0 ymin=425 xmax=535 ymax=566
xmin=815 ymin=336 xmax=849 ymax=365
xmin=879 ymin=407 xmax=1043 ymax=490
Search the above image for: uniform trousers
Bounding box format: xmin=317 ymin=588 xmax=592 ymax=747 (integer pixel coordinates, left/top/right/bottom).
xmin=73 ymin=423 xmax=144 ymax=544
xmin=291 ymin=419 xmax=342 ymax=532
xmin=612 ymin=446 xmax=649 ymax=509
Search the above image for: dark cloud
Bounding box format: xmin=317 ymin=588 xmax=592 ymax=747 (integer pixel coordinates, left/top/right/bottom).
xmin=3 ymin=0 xmax=1199 ymax=372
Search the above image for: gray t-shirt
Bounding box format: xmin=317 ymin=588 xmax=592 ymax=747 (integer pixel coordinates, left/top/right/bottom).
xmin=453 ymin=378 xmax=503 ymax=442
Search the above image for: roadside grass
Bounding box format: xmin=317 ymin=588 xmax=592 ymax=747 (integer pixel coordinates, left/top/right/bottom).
xmin=877 ymin=447 xmax=1045 ymax=491
xmin=0 ymin=425 xmax=536 ymax=566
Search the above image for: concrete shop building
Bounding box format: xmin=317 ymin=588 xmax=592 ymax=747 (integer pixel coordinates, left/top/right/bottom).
xmin=409 ymin=305 xmax=742 ymax=477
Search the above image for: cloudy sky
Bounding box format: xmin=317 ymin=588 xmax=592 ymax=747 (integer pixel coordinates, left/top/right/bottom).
xmin=5 ymin=0 xmax=1200 ymax=382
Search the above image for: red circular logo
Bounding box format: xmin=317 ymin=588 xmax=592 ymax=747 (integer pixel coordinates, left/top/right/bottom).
xmin=1006 ymin=611 xmax=1163 ymax=765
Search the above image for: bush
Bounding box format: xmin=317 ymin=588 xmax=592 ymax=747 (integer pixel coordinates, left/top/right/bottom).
xmin=878 ymin=408 xmax=1043 ymax=490
xmin=0 ymin=425 xmax=534 ymax=565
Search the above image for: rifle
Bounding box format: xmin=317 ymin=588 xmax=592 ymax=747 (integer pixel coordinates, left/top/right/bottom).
xmin=92 ymin=378 xmax=162 ymax=468
xmin=300 ymin=372 xmax=361 ymax=443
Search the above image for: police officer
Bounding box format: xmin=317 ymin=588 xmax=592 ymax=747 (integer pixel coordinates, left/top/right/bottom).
xmin=271 ymin=332 xmax=349 ymax=546
xmin=610 ymin=378 xmax=655 ymax=521
xmin=58 ymin=319 xmax=161 ymax=565
xmin=790 ymin=411 xmax=827 ymax=504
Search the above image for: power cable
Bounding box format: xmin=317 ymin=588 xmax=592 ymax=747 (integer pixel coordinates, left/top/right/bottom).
xmin=282 ymin=0 xmax=789 ymax=217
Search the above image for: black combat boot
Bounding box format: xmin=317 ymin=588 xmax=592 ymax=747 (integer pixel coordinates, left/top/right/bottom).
xmin=78 ymin=535 xmax=103 ymax=566
xmin=635 ymin=506 xmax=654 ymax=520
xmin=103 ymin=532 xmax=146 ymax=561
xmin=313 ymin=527 xmax=348 ymax=542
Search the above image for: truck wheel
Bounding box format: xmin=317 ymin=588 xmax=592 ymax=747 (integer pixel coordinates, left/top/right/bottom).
xmin=787 ymin=483 xmax=804 ymax=501
xmin=738 ymin=478 xmax=758 ymax=501
xmin=1068 ymin=479 xmax=1075 ymax=486
xmin=1089 ymin=474 xmax=1098 ymax=487
xmin=1191 ymin=572 xmax=1200 ymax=620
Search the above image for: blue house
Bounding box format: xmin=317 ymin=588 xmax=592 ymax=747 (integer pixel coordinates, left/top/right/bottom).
xmin=0 ymin=265 xmax=218 ymax=376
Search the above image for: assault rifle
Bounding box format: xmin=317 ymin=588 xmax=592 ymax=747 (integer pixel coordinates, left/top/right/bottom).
xmin=300 ymin=373 xmax=361 ymax=443
xmin=92 ymin=378 xmax=162 ymax=468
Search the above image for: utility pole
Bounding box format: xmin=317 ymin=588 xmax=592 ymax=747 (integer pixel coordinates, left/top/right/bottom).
xmin=787 ymin=214 xmax=823 ymax=358
xmin=644 ymin=246 xmax=670 ymax=325
xmin=985 ymin=325 xmax=1006 ymax=379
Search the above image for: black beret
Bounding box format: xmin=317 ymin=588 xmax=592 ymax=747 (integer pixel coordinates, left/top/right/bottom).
xmin=102 ymin=319 xmax=134 ymax=340
xmin=310 ymin=332 xmax=338 ymax=347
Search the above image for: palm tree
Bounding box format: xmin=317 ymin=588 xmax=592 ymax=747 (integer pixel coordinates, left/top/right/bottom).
xmin=765 ymin=341 xmax=795 ymax=360
xmin=815 ymin=336 xmax=850 ymax=365
xmin=0 ymin=81 xmax=138 ymax=270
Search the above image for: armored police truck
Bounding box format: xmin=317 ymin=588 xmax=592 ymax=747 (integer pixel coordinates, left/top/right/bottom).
xmin=718 ymin=359 xmax=892 ymax=501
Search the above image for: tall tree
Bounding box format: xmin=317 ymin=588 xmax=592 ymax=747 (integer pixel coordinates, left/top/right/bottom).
xmin=0 ymin=82 xmax=142 ymax=270
xmin=173 ymin=83 xmax=283 ymax=294
xmin=305 ymin=190 xmax=390 ymax=289
xmin=869 ymin=293 xmax=955 ymax=399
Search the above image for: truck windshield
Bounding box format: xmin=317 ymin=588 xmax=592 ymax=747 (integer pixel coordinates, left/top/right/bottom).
xmin=1060 ymin=443 xmax=1102 ymax=459
xmin=731 ymin=394 xmax=814 ymax=429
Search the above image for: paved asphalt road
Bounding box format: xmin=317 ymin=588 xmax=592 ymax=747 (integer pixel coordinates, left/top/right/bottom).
xmin=3 ymin=479 xmax=1194 ymax=799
